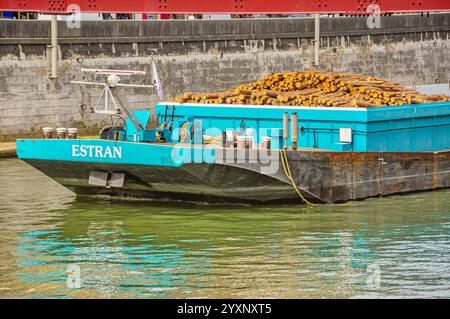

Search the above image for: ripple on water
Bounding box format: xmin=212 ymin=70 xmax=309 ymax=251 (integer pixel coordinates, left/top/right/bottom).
xmin=0 ymin=158 xmax=449 ymax=298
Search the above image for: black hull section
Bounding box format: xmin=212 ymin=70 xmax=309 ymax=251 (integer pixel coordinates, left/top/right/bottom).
xmin=23 ymin=159 xmax=304 ymax=205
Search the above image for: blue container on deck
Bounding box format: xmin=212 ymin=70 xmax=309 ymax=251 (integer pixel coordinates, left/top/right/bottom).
xmin=156 ymin=101 xmax=450 ymax=152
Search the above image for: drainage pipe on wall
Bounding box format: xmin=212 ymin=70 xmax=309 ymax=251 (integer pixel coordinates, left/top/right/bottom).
xmin=314 ymin=14 xmax=320 ymax=67
xmin=50 ymin=15 xmax=58 ymax=79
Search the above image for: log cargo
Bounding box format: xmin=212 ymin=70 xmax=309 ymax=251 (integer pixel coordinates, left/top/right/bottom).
xmin=175 ymin=70 xmax=450 ymax=108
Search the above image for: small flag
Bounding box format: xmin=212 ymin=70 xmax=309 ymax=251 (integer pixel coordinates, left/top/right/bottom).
xmin=152 ymin=61 xmax=164 ymax=100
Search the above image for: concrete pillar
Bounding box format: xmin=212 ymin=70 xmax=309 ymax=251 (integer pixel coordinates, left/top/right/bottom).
xmin=314 ymin=14 xmax=320 ymax=67
xmin=50 ymin=15 xmax=58 ymax=79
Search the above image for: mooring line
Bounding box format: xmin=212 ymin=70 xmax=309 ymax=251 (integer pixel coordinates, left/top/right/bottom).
xmin=280 ymin=149 xmax=318 ymax=207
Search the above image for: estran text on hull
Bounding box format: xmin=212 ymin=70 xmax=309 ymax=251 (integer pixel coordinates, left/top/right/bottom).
xmin=72 ymin=145 xmax=122 ymax=159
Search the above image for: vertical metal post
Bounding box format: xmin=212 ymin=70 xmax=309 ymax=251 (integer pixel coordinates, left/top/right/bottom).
xmin=291 ymin=112 xmax=298 ymax=151
xmin=105 ymin=85 xmax=109 ymax=112
xmin=50 ymin=15 xmax=58 ymax=79
xmin=314 ymin=13 xmax=320 ymax=67
xmin=283 ymin=112 xmax=289 ymax=149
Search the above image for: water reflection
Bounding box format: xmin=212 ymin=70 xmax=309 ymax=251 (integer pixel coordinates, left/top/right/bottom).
xmin=0 ymin=158 xmax=449 ymax=298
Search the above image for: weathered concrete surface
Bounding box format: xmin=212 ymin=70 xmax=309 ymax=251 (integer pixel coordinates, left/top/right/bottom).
xmin=1 ymin=14 xmax=450 ymax=140
xmin=0 ymin=142 xmax=16 ymax=158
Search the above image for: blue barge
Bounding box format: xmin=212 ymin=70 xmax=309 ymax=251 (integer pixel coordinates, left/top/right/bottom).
xmin=16 ymin=101 xmax=450 ymax=204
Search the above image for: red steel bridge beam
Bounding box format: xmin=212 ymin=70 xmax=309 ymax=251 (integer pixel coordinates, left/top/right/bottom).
xmin=1 ymin=0 xmax=450 ymax=14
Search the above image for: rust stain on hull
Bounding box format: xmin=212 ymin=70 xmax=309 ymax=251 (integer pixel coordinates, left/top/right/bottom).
xmin=287 ymin=150 xmax=450 ymax=203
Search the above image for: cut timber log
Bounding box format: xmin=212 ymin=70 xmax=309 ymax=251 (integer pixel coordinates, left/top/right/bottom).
xmin=174 ymin=70 xmax=450 ymax=108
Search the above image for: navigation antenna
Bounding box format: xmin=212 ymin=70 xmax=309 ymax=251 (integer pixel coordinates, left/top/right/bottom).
xmin=71 ymin=63 xmax=163 ymax=132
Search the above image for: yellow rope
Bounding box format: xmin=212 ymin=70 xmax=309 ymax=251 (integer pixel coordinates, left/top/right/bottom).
xmin=280 ymin=149 xmax=317 ymax=207
xmin=179 ymin=121 xmax=192 ymax=143
xmin=282 ymin=151 xmax=324 ymax=203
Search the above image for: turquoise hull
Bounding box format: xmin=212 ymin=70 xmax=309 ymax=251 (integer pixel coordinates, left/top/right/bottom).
xmin=16 ymin=139 xmax=214 ymax=167
xmin=17 ymin=139 xmax=302 ymax=204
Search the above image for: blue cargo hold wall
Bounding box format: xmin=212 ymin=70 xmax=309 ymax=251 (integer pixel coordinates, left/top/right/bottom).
xmin=155 ymin=102 xmax=450 ymax=152
xmin=365 ymin=102 xmax=450 ymax=152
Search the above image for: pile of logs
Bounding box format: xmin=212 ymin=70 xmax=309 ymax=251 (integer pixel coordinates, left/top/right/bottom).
xmin=175 ymin=70 xmax=450 ymax=107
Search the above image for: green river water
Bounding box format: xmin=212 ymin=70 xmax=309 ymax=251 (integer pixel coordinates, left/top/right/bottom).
xmin=0 ymin=158 xmax=449 ymax=298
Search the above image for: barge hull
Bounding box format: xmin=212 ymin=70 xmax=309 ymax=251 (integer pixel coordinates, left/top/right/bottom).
xmin=22 ymin=149 xmax=450 ymax=204
xmin=283 ymin=150 xmax=450 ymax=203
xmin=22 ymin=159 xmax=303 ymax=205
